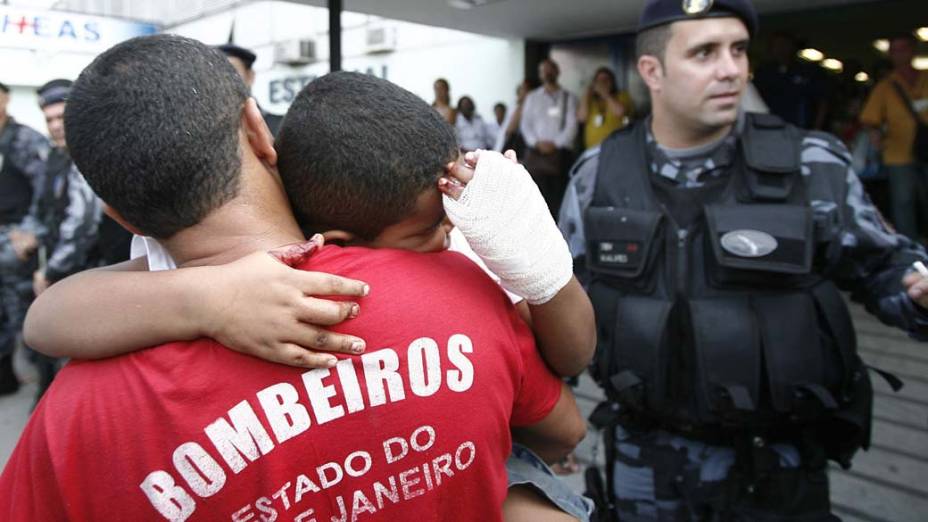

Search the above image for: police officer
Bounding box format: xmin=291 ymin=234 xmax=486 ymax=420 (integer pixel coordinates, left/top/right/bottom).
xmin=217 ymin=43 xmax=284 ymax=136
xmin=558 ymin=1 xmax=928 ymax=520
xmin=0 ymin=81 xmax=51 ymax=395
xmin=32 ymin=79 xmax=101 ymax=400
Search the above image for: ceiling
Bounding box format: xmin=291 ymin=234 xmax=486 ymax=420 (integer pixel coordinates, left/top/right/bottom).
xmin=758 ymin=0 xmax=928 ymax=71
xmin=292 ymin=0 xmax=878 ymax=40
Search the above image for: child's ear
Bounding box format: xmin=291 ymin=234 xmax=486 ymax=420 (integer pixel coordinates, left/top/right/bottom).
xmin=321 ymin=230 xmax=357 ymax=246
xmin=103 ymin=204 xmax=143 ymax=236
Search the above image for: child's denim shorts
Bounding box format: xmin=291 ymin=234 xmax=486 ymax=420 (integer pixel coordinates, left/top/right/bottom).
xmin=506 ymin=444 xmax=594 ymax=521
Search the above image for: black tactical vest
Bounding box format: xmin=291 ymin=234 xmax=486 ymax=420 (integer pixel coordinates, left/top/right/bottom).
xmin=584 ymin=114 xmax=872 ymax=464
xmin=0 ymin=122 xmax=36 ymax=226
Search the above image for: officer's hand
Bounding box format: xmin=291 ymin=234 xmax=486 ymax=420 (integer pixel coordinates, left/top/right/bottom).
xmin=200 ymin=236 xmax=370 ymax=369
xmin=9 ymin=230 xmax=37 ymax=261
xmin=33 ymin=271 xmax=49 ymax=297
xmin=903 ymin=270 xmax=928 ymax=310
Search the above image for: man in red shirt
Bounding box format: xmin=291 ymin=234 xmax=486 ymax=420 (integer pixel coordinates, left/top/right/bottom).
xmin=0 ymin=35 xmax=586 ymax=521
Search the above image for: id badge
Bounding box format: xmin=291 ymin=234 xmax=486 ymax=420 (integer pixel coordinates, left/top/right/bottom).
xmin=593 ymin=114 xmax=604 ymax=127
xmin=913 ymin=98 xmax=928 ymax=113
xmin=547 ymin=106 xmax=561 ymax=118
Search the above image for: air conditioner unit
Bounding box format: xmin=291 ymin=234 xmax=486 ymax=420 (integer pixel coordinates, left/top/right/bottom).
xmin=274 ymin=39 xmax=317 ymax=65
xmin=365 ymin=26 xmax=396 ymax=54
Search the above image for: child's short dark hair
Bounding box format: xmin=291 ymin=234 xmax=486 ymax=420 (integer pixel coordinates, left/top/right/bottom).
xmin=276 ymin=72 xmax=458 ymax=240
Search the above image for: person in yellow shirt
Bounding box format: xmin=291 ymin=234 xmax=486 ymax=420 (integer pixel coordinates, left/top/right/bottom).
xmin=577 ymin=67 xmax=634 ymax=150
xmin=860 ymin=33 xmax=928 ymax=242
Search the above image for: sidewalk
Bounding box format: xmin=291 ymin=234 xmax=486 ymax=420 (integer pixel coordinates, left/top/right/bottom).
xmin=0 ymin=348 xmax=38 ymax=467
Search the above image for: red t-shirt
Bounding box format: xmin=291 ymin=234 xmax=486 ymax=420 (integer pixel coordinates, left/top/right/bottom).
xmin=0 ymin=246 xmax=562 ymax=522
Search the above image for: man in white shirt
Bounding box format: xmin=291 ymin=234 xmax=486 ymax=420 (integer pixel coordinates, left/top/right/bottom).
xmin=520 ymin=59 xmax=578 ymax=216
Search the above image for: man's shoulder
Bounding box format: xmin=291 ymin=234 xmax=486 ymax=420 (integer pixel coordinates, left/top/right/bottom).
xmin=871 ymin=75 xmax=898 ymax=95
xmin=306 ymin=246 xmax=501 ymax=296
xmin=570 ymin=146 xmax=602 ymax=182
xmin=798 ymin=130 xmax=852 ymax=168
xmin=739 ymin=115 xmax=851 ymax=169
xmin=12 ymin=121 xmax=47 ymax=145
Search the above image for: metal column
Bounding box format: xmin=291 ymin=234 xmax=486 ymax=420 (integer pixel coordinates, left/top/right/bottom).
xmin=328 ymin=0 xmax=342 ymax=72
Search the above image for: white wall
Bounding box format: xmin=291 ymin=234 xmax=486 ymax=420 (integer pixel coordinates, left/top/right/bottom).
xmin=170 ymin=1 xmax=525 ymax=121
xmin=2 ymin=1 xmax=526 ymax=133
xmin=0 ymin=4 xmax=157 ymax=134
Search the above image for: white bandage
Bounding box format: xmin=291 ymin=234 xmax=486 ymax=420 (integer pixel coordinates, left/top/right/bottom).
xmin=443 ymin=151 xmax=573 ymax=305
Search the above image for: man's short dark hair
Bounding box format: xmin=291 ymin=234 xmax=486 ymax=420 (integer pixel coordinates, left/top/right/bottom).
xmin=276 ymin=72 xmax=458 ymax=241
xmin=0 ymin=81 xmax=9 ymax=94
xmin=65 ymin=34 xmax=248 ymax=239
xmin=636 ymin=24 xmax=673 ymax=61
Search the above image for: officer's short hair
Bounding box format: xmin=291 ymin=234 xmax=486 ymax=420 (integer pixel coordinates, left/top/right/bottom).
xmin=276 ymin=72 xmax=458 ymax=241
xmin=636 ymin=24 xmax=673 ymax=62
xmin=65 ymin=34 xmax=248 ymax=239
xmin=0 ymin=82 xmax=8 ymax=94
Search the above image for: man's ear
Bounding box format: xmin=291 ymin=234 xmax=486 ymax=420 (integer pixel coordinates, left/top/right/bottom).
xmin=321 ymin=230 xmax=358 ymax=246
xmin=243 ymin=97 xmax=277 ymax=167
xmin=637 ymin=55 xmax=664 ymax=93
xmin=102 ymin=204 xmax=143 ymax=236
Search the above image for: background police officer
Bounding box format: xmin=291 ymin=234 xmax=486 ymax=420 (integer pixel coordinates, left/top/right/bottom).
xmin=217 ymin=43 xmax=284 ymax=136
xmin=32 ymin=79 xmax=101 ymax=401
xmin=559 ymin=0 xmax=928 ymax=519
xmin=0 ymin=81 xmax=50 ymax=396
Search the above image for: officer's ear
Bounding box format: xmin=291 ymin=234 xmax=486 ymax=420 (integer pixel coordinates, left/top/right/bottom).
xmin=637 ymin=55 xmax=665 ymax=92
xmin=242 ymin=97 xmax=277 ymax=167
xmin=102 ymin=204 xmax=142 ymax=236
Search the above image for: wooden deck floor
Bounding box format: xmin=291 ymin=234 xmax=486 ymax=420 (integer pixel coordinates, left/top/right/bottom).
xmin=565 ymin=302 xmax=928 ymax=522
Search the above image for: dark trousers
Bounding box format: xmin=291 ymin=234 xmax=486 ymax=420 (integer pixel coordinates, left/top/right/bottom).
xmin=0 ymin=255 xmax=33 ymax=359
xmin=533 ymin=174 xmax=568 ymax=218
xmin=612 ymin=426 xmax=838 ymax=522
xmin=885 ymin=163 xmax=928 ymax=242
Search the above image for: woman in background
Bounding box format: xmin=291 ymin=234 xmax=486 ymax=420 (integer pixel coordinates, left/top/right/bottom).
xmin=432 ymin=78 xmax=456 ymax=124
xmin=577 ymin=67 xmax=633 ymax=150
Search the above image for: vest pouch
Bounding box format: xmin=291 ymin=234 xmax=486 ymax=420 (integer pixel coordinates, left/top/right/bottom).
xmin=600 ymin=296 xmax=673 ymax=414
xmin=585 ymin=206 xmax=663 ymax=292
xmin=689 ymin=297 xmax=762 ymax=425
xmin=705 ymin=204 xmax=814 ymax=288
xmin=752 ymin=294 xmax=838 ymax=420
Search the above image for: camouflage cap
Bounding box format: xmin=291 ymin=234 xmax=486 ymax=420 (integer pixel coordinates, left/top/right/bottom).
xmin=638 ymin=0 xmax=759 ymax=36
xmin=216 ymin=44 xmax=257 ymax=70
xmin=37 ymin=78 xmax=73 ymax=108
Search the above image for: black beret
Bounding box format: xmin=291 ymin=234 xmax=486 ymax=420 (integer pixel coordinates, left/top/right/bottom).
xmin=37 ymin=78 xmax=72 ymax=108
xmin=639 ymin=0 xmax=758 ymax=36
xmin=216 ymin=44 xmax=257 ymax=69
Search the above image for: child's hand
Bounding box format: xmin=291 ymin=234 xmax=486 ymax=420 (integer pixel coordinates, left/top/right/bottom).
xmin=201 ymin=237 xmax=370 ymax=369
xmin=438 ymin=149 xmax=519 ymax=200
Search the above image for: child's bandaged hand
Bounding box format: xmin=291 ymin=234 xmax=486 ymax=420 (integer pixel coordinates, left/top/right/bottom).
xmin=440 ymin=149 xmax=572 ymax=305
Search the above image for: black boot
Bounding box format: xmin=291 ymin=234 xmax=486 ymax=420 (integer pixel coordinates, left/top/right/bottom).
xmin=0 ymin=353 xmax=20 ymax=396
